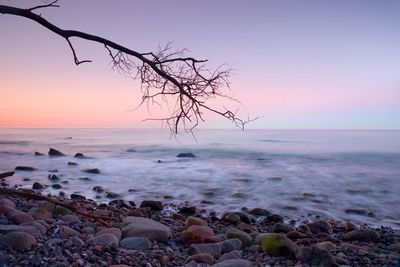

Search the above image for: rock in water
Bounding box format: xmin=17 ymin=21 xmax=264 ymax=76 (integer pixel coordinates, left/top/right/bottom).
xmin=48 ymin=148 xmax=65 ymax=157
xmin=34 ymin=151 xmax=44 ymax=156
xmin=177 ymin=152 xmax=196 ymax=158
xmin=122 ymin=217 xmax=171 ymax=242
xmin=0 ymin=231 xmax=37 ymax=251
xmin=81 ymin=168 xmax=101 ymax=174
xmin=140 ymin=200 xmax=163 ymax=211
xmin=32 ymin=182 xmax=45 ymax=190
xmin=74 ymin=153 xmax=85 ymax=158
xmin=306 ymin=220 xmax=332 ymax=235
xmin=261 ymin=233 xmax=298 ymax=258
xmin=0 ymin=171 xmax=15 ymax=179
xmin=15 ymin=166 xmax=36 ymax=171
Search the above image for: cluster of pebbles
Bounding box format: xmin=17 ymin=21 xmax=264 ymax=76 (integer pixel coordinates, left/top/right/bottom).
xmin=0 ymin=188 xmax=399 ymax=267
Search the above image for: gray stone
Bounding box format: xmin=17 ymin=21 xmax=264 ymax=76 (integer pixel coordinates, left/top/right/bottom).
xmin=177 ymin=152 xmax=196 ymax=158
xmin=48 ymin=148 xmax=65 ymax=156
xmin=120 ymin=237 xmax=151 ymax=250
xmin=225 ymin=229 xmax=252 ymax=247
xmin=61 ymin=215 xmax=81 ymax=224
xmin=344 ymin=229 xmax=380 ymax=242
xmin=88 ymin=233 xmax=119 ymax=247
xmin=0 ymin=224 xmax=42 ymax=238
xmin=0 ymin=171 xmax=14 ymax=179
xmin=15 ymin=166 xmax=36 ymax=171
xmin=0 ymin=198 xmax=15 ymax=209
xmin=272 ymin=223 xmax=295 ymax=234
xmin=96 ymin=227 xmax=122 ymax=240
xmin=122 ymin=217 xmax=171 ymax=242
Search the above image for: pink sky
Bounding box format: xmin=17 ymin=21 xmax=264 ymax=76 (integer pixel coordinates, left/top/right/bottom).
xmin=0 ymin=0 xmax=399 ymax=129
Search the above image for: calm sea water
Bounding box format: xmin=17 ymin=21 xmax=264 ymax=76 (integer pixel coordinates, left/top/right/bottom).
xmin=0 ymin=128 xmax=399 ymax=228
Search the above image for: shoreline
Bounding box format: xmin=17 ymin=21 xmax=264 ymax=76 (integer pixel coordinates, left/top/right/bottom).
xmin=0 ymin=187 xmax=399 ymax=266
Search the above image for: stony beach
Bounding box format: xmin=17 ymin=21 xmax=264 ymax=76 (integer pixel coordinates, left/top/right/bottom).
xmin=0 ymin=187 xmax=400 ymax=267
xmin=0 ymin=148 xmax=400 ymax=266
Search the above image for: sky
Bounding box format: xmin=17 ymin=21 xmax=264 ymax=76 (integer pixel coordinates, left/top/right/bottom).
xmin=0 ymin=0 xmax=399 ymax=129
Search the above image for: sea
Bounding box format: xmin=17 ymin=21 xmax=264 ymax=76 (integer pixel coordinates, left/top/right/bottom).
xmin=0 ymin=128 xmax=399 ymax=228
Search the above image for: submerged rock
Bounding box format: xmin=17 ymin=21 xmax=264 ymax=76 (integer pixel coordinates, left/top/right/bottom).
xmin=81 ymin=168 xmax=101 ymax=174
xmin=15 ymin=166 xmax=36 ymax=171
xmin=48 ymin=148 xmax=65 ymax=157
xmin=0 ymin=171 xmax=14 ymax=179
xmin=68 ymin=161 xmax=78 ymax=166
xmin=177 ymin=152 xmax=196 ymax=158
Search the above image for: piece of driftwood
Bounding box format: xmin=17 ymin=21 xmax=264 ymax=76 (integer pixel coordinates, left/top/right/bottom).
xmin=0 ymin=187 xmax=117 ymax=225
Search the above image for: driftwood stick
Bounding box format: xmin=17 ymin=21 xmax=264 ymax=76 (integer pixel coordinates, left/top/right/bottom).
xmin=0 ymin=187 xmax=117 ymax=225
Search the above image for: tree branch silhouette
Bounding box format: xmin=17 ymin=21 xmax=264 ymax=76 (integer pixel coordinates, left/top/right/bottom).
xmin=0 ymin=1 xmax=256 ymax=133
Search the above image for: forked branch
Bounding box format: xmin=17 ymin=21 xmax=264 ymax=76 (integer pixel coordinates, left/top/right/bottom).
xmin=0 ymin=1 xmax=256 ymax=133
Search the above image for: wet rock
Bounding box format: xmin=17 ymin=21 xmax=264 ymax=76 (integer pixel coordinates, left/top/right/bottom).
xmin=210 ymin=259 xmax=252 ymax=267
xmin=177 ymin=152 xmax=196 ymax=158
xmin=179 ymin=206 xmax=196 ymax=216
xmin=51 ymin=184 xmax=62 ymax=189
xmin=96 ymin=227 xmax=122 ymax=240
xmin=223 ymin=212 xmax=251 ymax=224
xmin=140 ymin=200 xmax=163 ymax=211
xmin=105 ymin=191 xmax=120 ymax=199
xmin=88 ymin=233 xmax=119 ymax=247
xmin=81 ymin=168 xmax=101 ymax=174
xmin=295 ymin=246 xmax=313 ymax=262
xmin=15 ymin=166 xmax=36 ymax=171
xmin=78 ymin=177 xmax=91 ymax=181
xmin=126 ymin=149 xmax=137 ymax=152
xmin=310 ymin=247 xmax=336 ymax=267
xmin=34 ymin=151 xmax=44 ymax=156
xmin=345 ymin=208 xmax=368 ymax=215
xmin=93 ymin=185 xmax=104 ymax=193
xmin=219 ymin=238 xmax=243 ymax=254
xmin=248 ymin=208 xmax=270 ymax=216
xmin=0 ymin=171 xmax=14 ymax=179
xmin=186 ymin=253 xmax=214 ymax=265
xmin=61 ymin=215 xmax=81 ymax=225
xmin=109 ymin=199 xmax=134 ymax=209
xmin=225 ymin=229 xmax=252 ymax=247
xmin=67 ymin=161 xmax=78 ymax=166
xmin=0 ymin=231 xmax=37 ymax=251
xmin=344 ymin=229 xmax=380 ymax=242
xmin=70 ymin=194 xmax=86 ymax=200
xmin=122 ymin=216 xmax=171 ymax=242
xmin=265 ymin=214 xmax=284 ymax=223
xmin=273 ymin=223 xmax=295 ymax=234
xmin=224 ymin=213 xmax=241 ymax=224
xmin=48 ymin=148 xmax=65 ymax=157
xmin=180 ymin=225 xmax=214 ymax=244
xmin=307 ymin=220 xmax=332 ymax=235
xmin=185 ymin=216 xmax=208 ymax=228
xmin=28 ymin=207 xmax=52 ymax=220
xmin=32 ymin=182 xmax=45 ymax=190
xmin=261 ymin=233 xmax=298 ymax=258
xmin=343 ymin=221 xmax=358 ymax=231
xmin=48 ymin=174 xmax=60 ymax=181
xmin=120 ymin=237 xmax=151 ymax=250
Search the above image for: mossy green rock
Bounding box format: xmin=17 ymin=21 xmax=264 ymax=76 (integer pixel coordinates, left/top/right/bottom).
xmin=53 ymin=205 xmax=72 ymax=216
xmin=261 ymin=233 xmax=298 ymax=258
xmin=225 ymin=229 xmax=252 ymax=247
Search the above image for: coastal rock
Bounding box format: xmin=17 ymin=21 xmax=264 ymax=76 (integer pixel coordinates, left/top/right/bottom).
xmin=28 ymin=207 xmax=52 ymax=220
xmin=122 ymin=216 xmax=171 ymax=242
xmin=53 ymin=205 xmax=72 ymax=216
xmin=387 ymin=243 xmax=400 ymax=253
xmin=224 ymin=213 xmax=241 ymax=224
xmin=179 ymin=206 xmax=197 ymax=215
xmin=48 ymin=174 xmax=59 ymax=181
xmin=210 ymin=259 xmax=252 ymax=267
xmin=307 ymin=220 xmax=332 ymax=235
xmin=120 ymin=237 xmax=151 ymax=250
xmin=315 ymin=241 xmax=337 ymax=251
xmin=70 ymin=194 xmax=86 ymax=200
xmin=189 ymin=239 xmax=242 ymax=258
xmin=248 ymin=208 xmax=270 ymax=216
xmin=15 ymin=166 xmax=36 ymax=171
xmin=219 ymin=238 xmax=243 ymax=253
xmin=219 ymin=250 xmax=242 ymax=261
xmin=61 ymin=215 xmax=81 ymax=225
xmin=73 ymin=152 xmax=84 ymax=158
xmin=96 ymin=227 xmax=122 ymax=240
xmin=59 ymin=226 xmax=80 ymax=237
xmin=310 ymin=247 xmax=336 ymax=267
xmin=34 ymin=151 xmax=44 ymax=156
xmin=140 ymin=200 xmax=163 ymax=211
xmin=0 ymin=171 xmax=14 ymax=179
xmin=260 ymin=233 xmax=298 ymax=258
xmin=20 ymin=221 xmax=47 ymax=235
xmin=48 ymin=148 xmax=65 ymax=157
xmin=265 ymin=214 xmax=284 ymax=223
xmin=0 ymin=225 xmax=41 ymax=238
xmin=8 ymin=211 xmax=34 ymax=224
xmin=68 ymin=161 xmax=78 ymax=166
xmin=186 ymin=253 xmax=214 ymax=265
xmin=81 ymin=168 xmax=101 ymax=174
xmin=177 ymin=152 xmax=196 ymax=158
xmin=295 ymin=246 xmax=313 ymax=262
xmin=180 ymin=225 xmax=214 ymax=244
xmin=0 ymin=231 xmax=37 ymax=251
xmin=344 ymin=229 xmax=380 ymax=242
xmin=32 ymin=182 xmax=45 ymax=190
xmin=51 ymin=184 xmax=62 ymax=189
xmin=88 ymin=233 xmax=119 ymax=247
xmin=273 ymin=223 xmax=295 ymax=234
xmin=105 ymin=191 xmax=120 ymax=199
xmin=343 ymin=221 xmax=358 ymax=231
xmin=225 ymin=229 xmax=252 ymax=247
xmin=185 ymin=216 xmax=208 ymax=228
xmin=0 ymin=198 xmax=15 ymax=209
xmin=223 ymin=212 xmax=251 ymax=224
xmin=93 ymin=186 xmax=104 ymax=193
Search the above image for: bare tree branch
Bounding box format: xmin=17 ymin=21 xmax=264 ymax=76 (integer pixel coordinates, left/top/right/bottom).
xmin=0 ymin=2 xmax=257 ymax=134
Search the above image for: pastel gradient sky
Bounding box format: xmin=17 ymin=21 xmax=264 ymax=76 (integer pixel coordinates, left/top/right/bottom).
xmin=1 ymin=0 xmax=399 ymax=129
